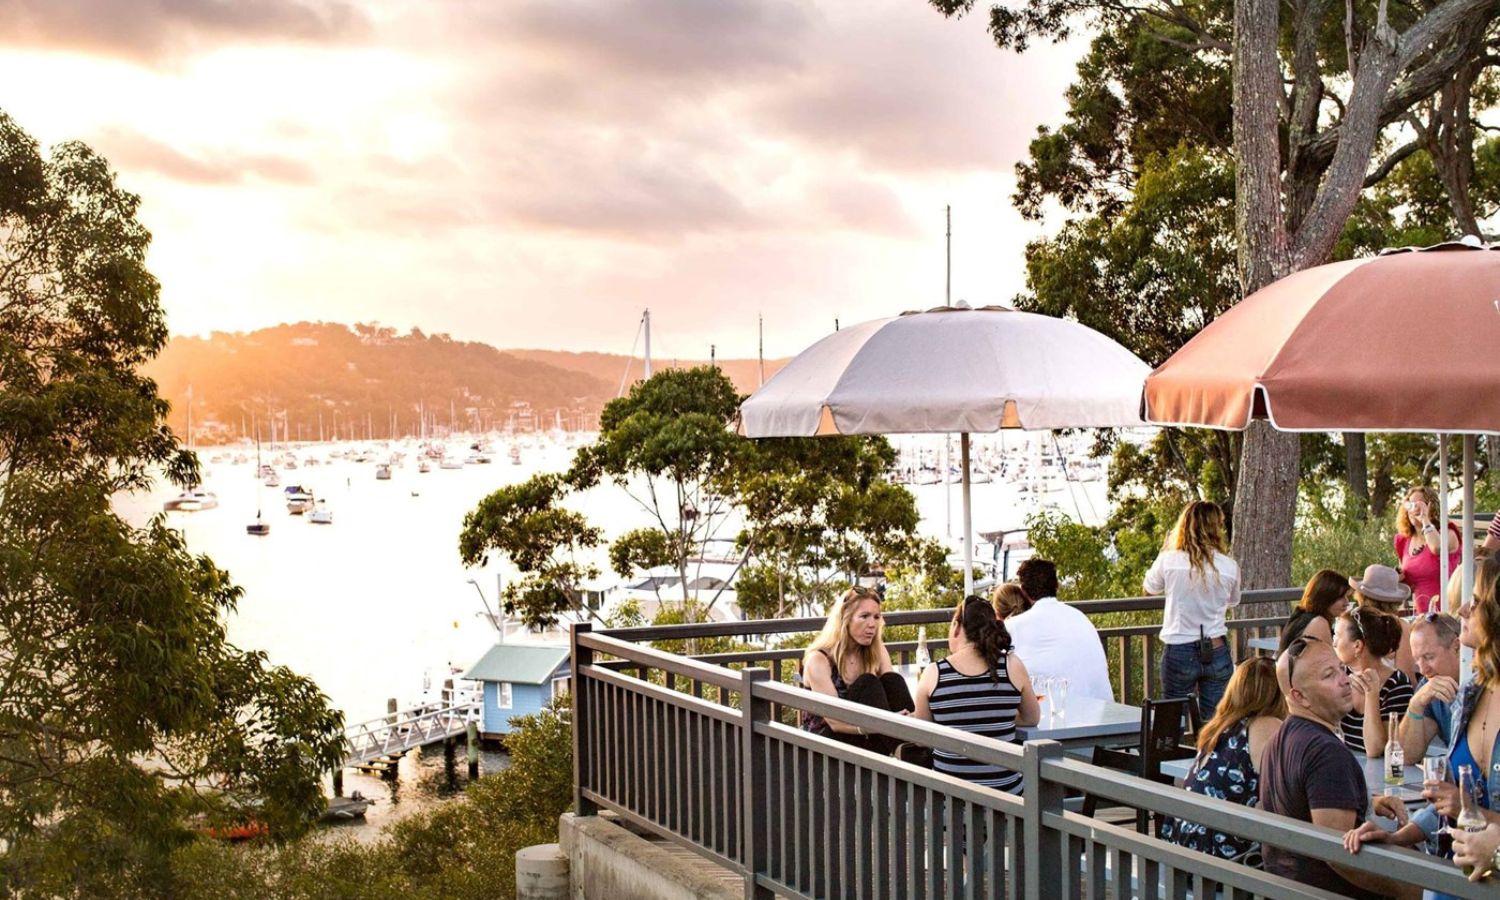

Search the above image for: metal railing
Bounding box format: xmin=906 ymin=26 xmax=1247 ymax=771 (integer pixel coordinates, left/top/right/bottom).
xmin=571 ymin=592 xmax=1492 ymax=899
xmin=342 ymin=698 xmax=480 ymax=767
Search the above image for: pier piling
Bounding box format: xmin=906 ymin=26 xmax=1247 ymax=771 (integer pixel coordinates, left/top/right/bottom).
xmin=332 ymin=768 xmax=343 ymax=798
xmin=466 ymin=722 xmax=480 ymax=780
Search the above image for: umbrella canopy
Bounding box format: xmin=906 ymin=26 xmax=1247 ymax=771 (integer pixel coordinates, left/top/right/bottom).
xmin=1143 ymin=242 xmax=1500 ymax=433
xmin=740 ymin=305 xmax=1150 ymax=437
xmin=740 ymin=305 xmax=1151 ymax=596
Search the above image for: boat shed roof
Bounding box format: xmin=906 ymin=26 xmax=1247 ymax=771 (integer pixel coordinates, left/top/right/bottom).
xmin=464 ymin=644 xmax=570 ymax=684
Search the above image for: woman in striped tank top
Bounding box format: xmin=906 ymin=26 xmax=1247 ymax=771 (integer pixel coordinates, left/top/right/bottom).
xmin=913 ymin=596 xmax=1041 ymax=793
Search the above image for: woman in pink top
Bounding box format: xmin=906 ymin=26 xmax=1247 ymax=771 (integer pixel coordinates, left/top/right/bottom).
xmin=1393 ymin=485 xmax=1461 ymax=615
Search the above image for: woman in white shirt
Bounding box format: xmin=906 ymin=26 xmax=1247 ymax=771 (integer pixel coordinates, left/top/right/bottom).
xmin=1144 ymin=501 xmax=1241 ymax=722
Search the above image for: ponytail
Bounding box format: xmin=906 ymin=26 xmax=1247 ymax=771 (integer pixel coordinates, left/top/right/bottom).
xmin=959 ymin=595 xmax=1014 ymax=682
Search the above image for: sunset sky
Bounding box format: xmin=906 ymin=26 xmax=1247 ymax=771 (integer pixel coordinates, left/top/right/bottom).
xmin=0 ymin=0 xmax=1079 ymax=360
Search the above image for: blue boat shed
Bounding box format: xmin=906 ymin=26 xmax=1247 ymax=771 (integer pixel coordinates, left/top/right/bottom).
xmin=463 ymin=644 xmax=571 ymax=739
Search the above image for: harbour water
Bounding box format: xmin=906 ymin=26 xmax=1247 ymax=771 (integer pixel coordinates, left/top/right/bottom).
xmin=110 ymin=431 xmax=1112 ymax=834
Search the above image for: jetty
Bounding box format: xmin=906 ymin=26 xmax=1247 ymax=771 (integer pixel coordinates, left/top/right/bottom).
xmin=334 ymin=688 xmax=481 ymax=792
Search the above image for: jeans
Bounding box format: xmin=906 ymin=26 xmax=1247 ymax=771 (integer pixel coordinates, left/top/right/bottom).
xmin=1162 ymin=641 xmax=1233 ymax=722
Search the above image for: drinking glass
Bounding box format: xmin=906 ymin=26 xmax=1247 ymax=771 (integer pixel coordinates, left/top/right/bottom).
xmin=1035 ymin=676 xmax=1052 ymax=718
xmin=1423 ymin=755 xmax=1450 ymax=785
xmin=1054 ymin=677 xmax=1070 ymax=718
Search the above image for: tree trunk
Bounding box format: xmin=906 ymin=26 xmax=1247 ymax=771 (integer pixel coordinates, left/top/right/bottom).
xmin=1230 ymin=0 xmax=1298 ymax=607
xmin=1344 ymin=432 xmax=1369 ymax=518
xmin=1232 ymin=423 xmax=1302 ymax=593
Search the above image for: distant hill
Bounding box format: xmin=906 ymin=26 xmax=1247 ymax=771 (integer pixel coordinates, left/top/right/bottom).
xmin=144 ymin=322 xmax=788 ymax=444
xmin=506 ymin=350 xmax=786 ymax=397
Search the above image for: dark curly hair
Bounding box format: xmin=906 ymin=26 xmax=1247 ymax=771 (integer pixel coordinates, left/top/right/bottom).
xmin=956 ymin=595 xmax=1014 ymax=682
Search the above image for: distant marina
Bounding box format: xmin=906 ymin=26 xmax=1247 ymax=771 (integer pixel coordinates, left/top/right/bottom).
xmin=111 ymin=427 xmax=1116 ymax=834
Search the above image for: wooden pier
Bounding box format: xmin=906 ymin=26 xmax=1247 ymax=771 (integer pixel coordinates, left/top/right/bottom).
xmin=339 ymin=692 xmax=481 ymax=772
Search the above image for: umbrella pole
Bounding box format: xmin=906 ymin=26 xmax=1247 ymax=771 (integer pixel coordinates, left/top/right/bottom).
xmin=1439 ymin=434 xmax=1451 ymax=604
xmin=962 ymin=433 xmax=973 ymax=597
xmin=1464 ymin=436 xmax=1477 ymax=683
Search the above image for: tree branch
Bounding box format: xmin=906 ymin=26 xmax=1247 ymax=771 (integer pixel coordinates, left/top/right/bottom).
xmin=1363 ymin=138 xmax=1422 ymax=186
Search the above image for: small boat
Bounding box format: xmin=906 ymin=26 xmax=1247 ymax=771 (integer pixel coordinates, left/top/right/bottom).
xmin=264 ymin=472 xmax=281 ymax=488
xmin=320 ymin=792 xmax=371 ymax=822
xmin=417 ymin=459 xmax=431 ymax=473
xmin=439 ymin=457 xmax=463 ymax=470
xmin=374 ymin=464 xmax=392 ymax=480
xmin=308 ymin=502 xmax=333 ymax=525
xmin=246 ymin=511 xmax=270 ymax=536
xmin=165 ymin=489 xmax=219 ymax=512
xmin=509 ymin=446 xmax=522 ymax=465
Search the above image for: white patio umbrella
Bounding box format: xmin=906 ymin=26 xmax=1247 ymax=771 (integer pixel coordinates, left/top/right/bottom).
xmin=739 ymin=305 xmax=1151 ymax=595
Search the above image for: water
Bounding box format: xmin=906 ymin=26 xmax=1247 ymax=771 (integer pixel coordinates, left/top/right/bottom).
xmin=111 ymin=432 xmax=1110 ymax=833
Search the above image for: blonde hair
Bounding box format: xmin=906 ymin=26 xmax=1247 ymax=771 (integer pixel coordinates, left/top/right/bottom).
xmin=990 ymin=583 xmax=1029 ymax=619
xmin=1197 ymin=657 xmax=1285 ymax=756
xmin=1396 ymin=485 xmax=1440 ymax=538
xmin=1166 ymin=500 xmax=1229 ymax=582
xmin=1472 ymin=555 xmax=1500 ymax=690
xmin=807 ymin=587 xmax=885 ymax=679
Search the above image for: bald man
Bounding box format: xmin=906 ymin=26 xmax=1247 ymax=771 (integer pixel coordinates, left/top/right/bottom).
xmin=1259 ymin=638 xmax=1419 ymax=899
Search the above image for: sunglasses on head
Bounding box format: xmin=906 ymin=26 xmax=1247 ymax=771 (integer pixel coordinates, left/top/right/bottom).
xmin=1285 ymin=635 xmax=1324 ymax=684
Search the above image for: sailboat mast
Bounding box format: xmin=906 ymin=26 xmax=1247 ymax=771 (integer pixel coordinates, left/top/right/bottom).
xmin=758 ymin=314 xmax=765 ymax=388
xmin=946 ymin=204 xmax=952 ymax=306
xmin=642 ymin=308 xmax=652 ymax=378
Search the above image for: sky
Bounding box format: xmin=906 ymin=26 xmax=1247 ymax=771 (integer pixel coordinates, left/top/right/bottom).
xmin=0 ymin=0 xmax=1080 ymax=360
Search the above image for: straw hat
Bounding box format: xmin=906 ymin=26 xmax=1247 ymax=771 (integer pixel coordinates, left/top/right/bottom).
xmin=1349 ymin=564 xmax=1412 ymax=604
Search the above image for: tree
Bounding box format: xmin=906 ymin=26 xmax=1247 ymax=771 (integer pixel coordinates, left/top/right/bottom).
xmin=931 ymin=0 xmax=1500 ymax=588
xmin=457 ymin=473 xmax=603 ymax=629
xmin=0 ymin=111 xmax=344 ymax=895
xmin=460 ymin=367 xmax=946 ymax=627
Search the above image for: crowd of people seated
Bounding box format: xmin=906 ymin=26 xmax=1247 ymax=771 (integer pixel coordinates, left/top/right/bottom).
xmin=794 ymin=486 xmax=1500 ymax=896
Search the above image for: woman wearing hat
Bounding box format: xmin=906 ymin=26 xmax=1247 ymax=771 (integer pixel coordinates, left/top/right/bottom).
xmin=1395 ymin=486 xmax=1463 ymax=615
xmin=1351 ymin=564 xmax=1417 ymax=680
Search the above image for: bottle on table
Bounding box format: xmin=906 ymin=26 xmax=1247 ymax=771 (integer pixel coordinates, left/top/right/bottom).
xmin=1456 ymin=765 xmax=1487 ymax=874
xmin=915 ymin=626 xmax=930 ymax=668
xmin=1384 ymin=712 xmax=1404 ymax=785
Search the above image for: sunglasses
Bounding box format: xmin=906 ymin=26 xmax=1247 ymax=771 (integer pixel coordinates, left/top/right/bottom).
xmin=1285 ymin=635 xmax=1324 ymax=684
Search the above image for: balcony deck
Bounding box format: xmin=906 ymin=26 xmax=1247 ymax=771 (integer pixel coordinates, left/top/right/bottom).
xmin=568 ymin=591 xmax=1493 ymax=899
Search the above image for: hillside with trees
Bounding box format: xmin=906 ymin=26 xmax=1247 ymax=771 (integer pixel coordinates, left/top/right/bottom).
xmin=144 ymin=323 xmax=784 ymax=444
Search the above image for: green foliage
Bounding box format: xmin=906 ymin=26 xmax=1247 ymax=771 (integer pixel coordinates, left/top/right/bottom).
xmin=609 ymin=527 xmax=674 ymax=578
xmin=0 ymin=109 xmax=343 ymax=895
xmin=167 ymin=701 xmax=576 ymax=900
xmin=462 ymin=366 xmax=941 ymax=627
xmin=458 ymin=473 xmax=602 ymax=628
xmin=1291 ymin=503 xmax=1395 ymax=586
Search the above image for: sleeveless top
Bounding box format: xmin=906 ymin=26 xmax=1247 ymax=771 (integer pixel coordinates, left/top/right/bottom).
xmin=1161 ymin=718 xmax=1260 ymax=860
xmin=1395 ymin=525 xmax=1461 ymax=614
xmin=802 ymin=649 xmax=848 ymax=736
xmin=1339 ymin=667 xmax=1414 ymax=753
xmin=927 ymin=654 xmax=1024 ymax=792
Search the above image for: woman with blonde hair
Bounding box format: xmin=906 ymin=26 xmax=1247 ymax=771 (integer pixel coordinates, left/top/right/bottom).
xmin=1144 ymin=500 xmax=1241 ymax=721
xmin=990 ymin=582 xmax=1029 ymax=620
xmin=1161 ymin=657 xmax=1285 ymax=860
xmin=1394 ymin=485 xmax=1462 ymax=615
xmin=1434 ymin=554 xmax=1500 ymax=877
xmin=801 ymin=586 xmax=912 ymax=753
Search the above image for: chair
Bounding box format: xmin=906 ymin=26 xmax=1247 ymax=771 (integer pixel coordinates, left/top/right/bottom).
xmin=1081 ymin=696 xmax=1201 ymax=834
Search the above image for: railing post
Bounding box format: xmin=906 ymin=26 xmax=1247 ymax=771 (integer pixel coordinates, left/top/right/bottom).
xmin=1022 ymin=740 xmax=1065 ymax=900
xmin=740 ymin=666 xmax=772 ymax=899
xmin=572 ymin=623 xmax=598 ymax=817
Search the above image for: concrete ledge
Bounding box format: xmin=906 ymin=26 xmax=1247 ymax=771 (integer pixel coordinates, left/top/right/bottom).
xmin=559 ymin=813 xmax=740 ymax=900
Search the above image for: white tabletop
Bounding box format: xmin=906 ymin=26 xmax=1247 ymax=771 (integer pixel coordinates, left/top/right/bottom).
xmin=1016 ymin=695 xmax=1142 ymax=744
xmin=1160 ymin=748 xmax=1427 ymax=803
xmin=899 ymin=664 xmax=1141 ymax=747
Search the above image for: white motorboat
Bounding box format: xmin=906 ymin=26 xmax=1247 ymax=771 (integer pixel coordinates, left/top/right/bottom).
xmin=164 ymin=489 xmax=219 ymax=512
xmin=308 ymin=502 xmax=333 ymax=525
xmin=418 ymin=459 xmax=431 ymax=473
xmin=439 ymin=457 xmax=464 ymax=470
xmin=374 ymin=464 xmax=392 ymax=480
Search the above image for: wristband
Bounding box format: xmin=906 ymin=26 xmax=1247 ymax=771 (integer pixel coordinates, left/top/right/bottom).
xmin=1423 ymin=524 xmax=1437 ymax=533
xmin=1405 ymin=709 xmax=1425 ymax=721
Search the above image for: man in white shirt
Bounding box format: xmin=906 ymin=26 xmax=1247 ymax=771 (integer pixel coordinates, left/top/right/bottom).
xmin=1004 ymin=559 xmax=1114 ymax=702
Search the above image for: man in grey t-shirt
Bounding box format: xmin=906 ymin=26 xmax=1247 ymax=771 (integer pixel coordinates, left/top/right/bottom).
xmin=1260 ymin=638 xmax=1419 ymax=899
